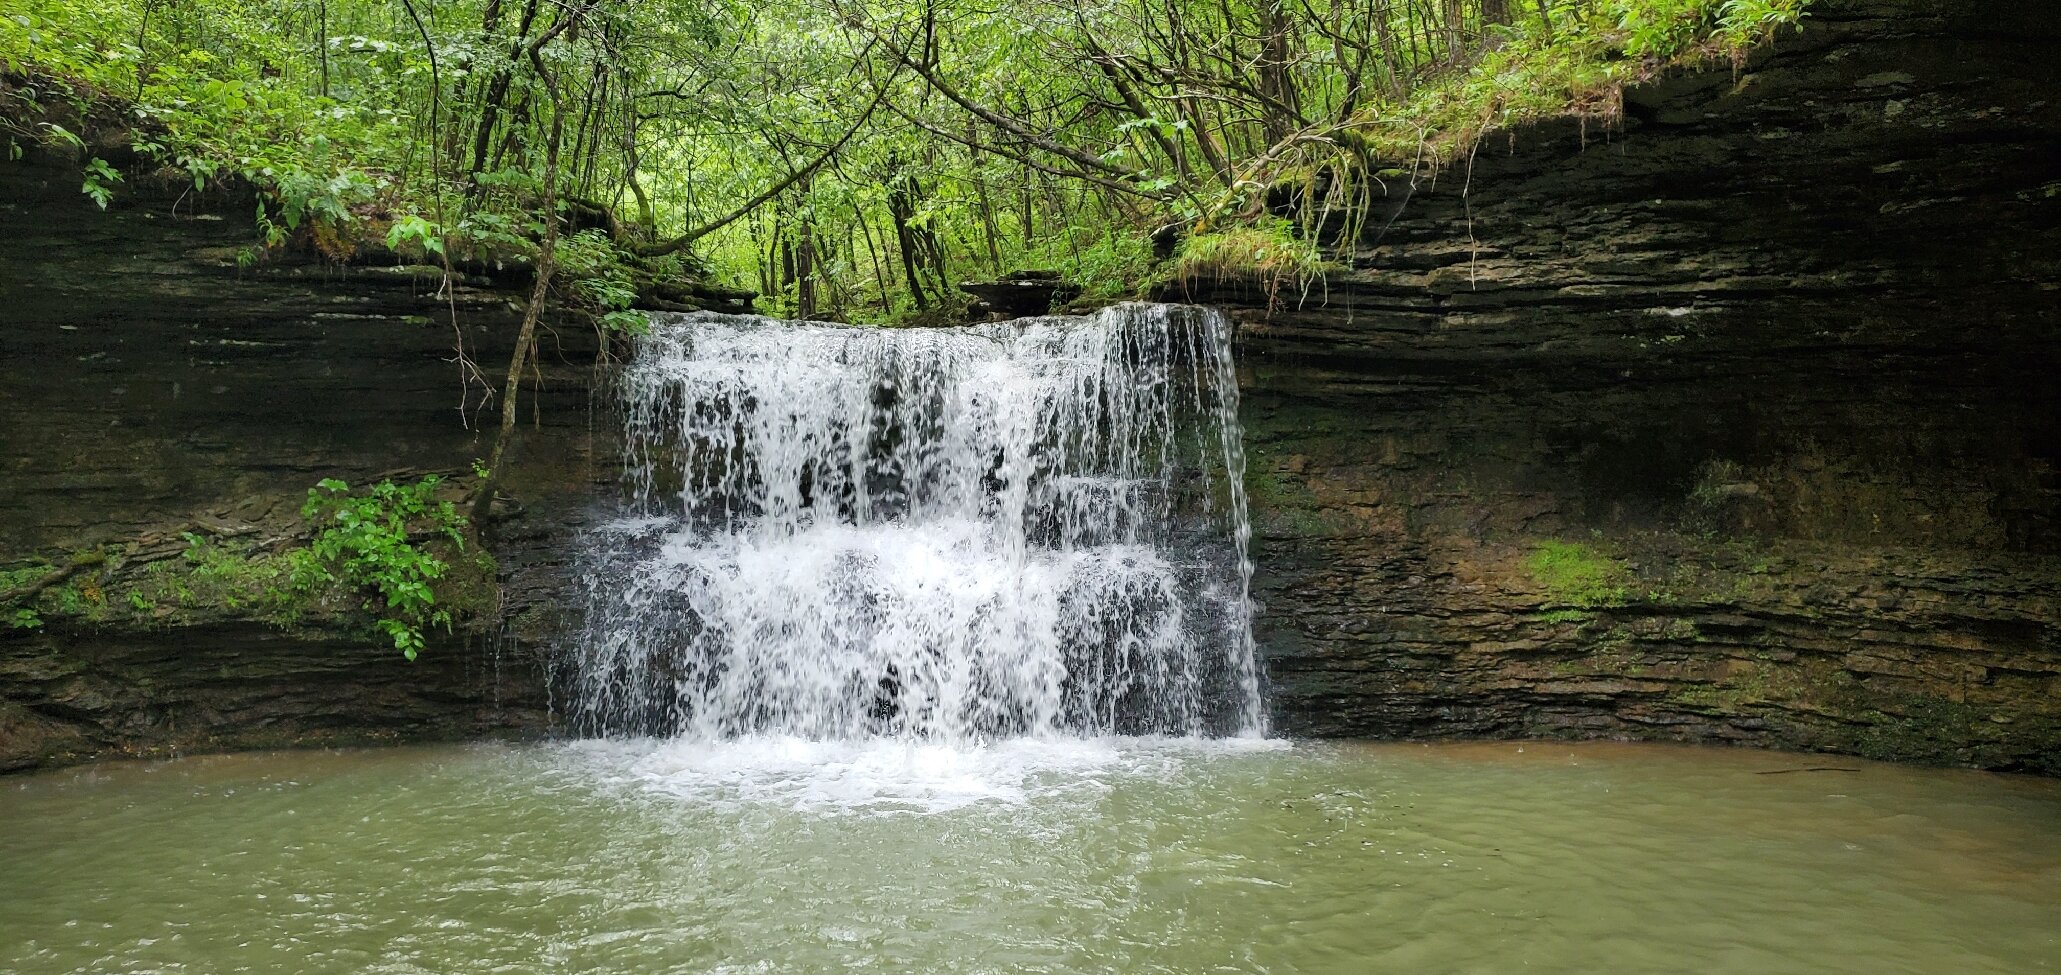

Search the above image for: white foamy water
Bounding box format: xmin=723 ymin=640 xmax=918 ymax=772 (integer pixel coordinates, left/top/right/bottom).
xmin=565 ymin=303 xmax=1259 ymax=748
xmin=560 ymin=735 xmax=1292 ymax=815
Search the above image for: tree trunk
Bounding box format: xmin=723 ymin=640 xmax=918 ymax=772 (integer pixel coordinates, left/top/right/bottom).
xmin=467 ymin=0 xmax=541 ymax=194
xmin=471 ymin=3 xmax=584 ymax=529
xmin=1257 ymin=2 xmax=1301 ymax=145
xmin=1442 ymin=0 xmax=1467 ymax=63
xmin=888 ymin=166 xmax=934 ymax=309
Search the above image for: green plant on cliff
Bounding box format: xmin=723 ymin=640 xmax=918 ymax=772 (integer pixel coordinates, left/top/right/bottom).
xmin=1165 ymin=217 xmax=1336 ymax=300
xmin=1526 ymin=540 xmax=1633 ymax=608
xmin=555 ymin=230 xmax=653 ymax=335
xmin=3 ymin=0 xmax=1810 ymax=319
xmin=166 ymin=532 xmax=303 ymax=616
xmin=299 ymin=476 xmax=467 ymax=661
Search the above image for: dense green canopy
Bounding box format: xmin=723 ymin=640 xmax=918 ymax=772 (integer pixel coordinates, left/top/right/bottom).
xmin=2 ymin=0 xmax=1804 ymax=320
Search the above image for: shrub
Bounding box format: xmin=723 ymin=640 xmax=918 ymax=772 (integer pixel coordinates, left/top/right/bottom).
xmin=299 ymin=476 xmax=467 ymax=660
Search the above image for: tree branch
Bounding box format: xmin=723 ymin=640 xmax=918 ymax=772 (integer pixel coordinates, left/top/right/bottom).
xmin=632 ymin=63 xmax=900 ymax=258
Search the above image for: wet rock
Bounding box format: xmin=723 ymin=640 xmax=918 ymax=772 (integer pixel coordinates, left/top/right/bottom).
xmin=960 ymin=271 xmax=1082 ymax=317
xmin=0 ymin=148 xmax=591 ymax=771
xmin=1200 ymin=0 xmax=2061 ymax=772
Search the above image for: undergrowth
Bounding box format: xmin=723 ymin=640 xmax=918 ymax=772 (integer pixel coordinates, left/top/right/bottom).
xmin=1 ymin=475 xmax=488 ymax=659
xmin=0 ymin=4 xmax=680 ymax=329
xmin=1163 ymin=217 xmax=1336 ymax=302
xmin=1190 ymin=0 xmax=1811 ymax=284
xmin=1 ymin=0 xmax=1812 ymax=305
xmin=299 ymin=476 xmax=469 ymax=660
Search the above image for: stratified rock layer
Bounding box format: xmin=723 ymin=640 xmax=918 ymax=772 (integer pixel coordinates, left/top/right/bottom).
xmin=0 ymin=153 xmax=594 ymax=770
xmin=2 ymin=0 xmax=2057 ymax=773
xmin=1178 ymin=0 xmax=2061 ymax=770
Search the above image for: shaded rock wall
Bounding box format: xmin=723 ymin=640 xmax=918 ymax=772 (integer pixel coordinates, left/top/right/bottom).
xmin=0 ymin=153 xmax=601 ymax=771
xmin=3 ymin=0 xmax=2057 ymax=774
xmin=1187 ymin=0 xmax=2061 ymax=770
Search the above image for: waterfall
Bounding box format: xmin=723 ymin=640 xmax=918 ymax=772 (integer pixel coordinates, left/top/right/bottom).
xmin=565 ymin=302 xmax=1259 ymax=741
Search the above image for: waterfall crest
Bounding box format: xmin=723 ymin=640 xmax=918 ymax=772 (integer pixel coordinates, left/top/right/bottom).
xmin=566 ymin=302 xmax=1259 ymax=740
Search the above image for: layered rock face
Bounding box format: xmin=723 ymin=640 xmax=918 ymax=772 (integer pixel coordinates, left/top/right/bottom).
xmin=1187 ymin=0 xmax=2061 ymax=770
xmin=3 ymin=0 xmax=2057 ymax=774
xmin=0 ymin=158 xmax=596 ymax=770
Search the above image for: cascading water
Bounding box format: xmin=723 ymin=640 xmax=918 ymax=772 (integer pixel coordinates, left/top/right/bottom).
xmin=565 ymin=302 xmax=1259 ymax=742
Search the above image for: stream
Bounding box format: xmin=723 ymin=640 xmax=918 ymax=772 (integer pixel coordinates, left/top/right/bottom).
xmin=4 ymin=739 xmax=2057 ymax=973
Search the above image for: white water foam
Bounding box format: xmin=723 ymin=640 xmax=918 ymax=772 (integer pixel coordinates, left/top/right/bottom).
xmin=564 ymin=302 xmax=1261 ymax=756
xmin=557 ymin=735 xmax=1291 ymax=815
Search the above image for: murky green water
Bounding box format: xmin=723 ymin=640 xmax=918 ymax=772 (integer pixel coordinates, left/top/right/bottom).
xmin=3 ymin=739 xmax=2057 ymax=974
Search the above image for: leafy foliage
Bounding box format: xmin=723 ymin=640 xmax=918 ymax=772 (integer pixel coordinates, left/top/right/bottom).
xmin=2 ymin=0 xmax=1809 ymax=318
xmin=555 ymin=230 xmax=649 ymax=334
xmin=0 ymin=475 xmax=493 ymax=658
xmin=78 ymin=154 xmax=118 ymax=207
xmin=299 ymin=476 xmax=467 ymax=660
xmin=161 ymin=532 xmax=306 ymax=615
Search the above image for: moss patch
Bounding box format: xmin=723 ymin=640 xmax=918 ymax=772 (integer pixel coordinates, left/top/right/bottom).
xmin=1161 ymin=218 xmax=1339 ymax=297
xmin=2 ymin=479 xmax=503 ymax=653
xmin=1245 ymin=466 xmax=1322 ymax=510
xmin=1525 ymin=540 xmax=1633 ymax=608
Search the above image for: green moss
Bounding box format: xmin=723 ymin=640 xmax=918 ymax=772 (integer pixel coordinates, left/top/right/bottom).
xmin=431 ymin=549 xmax=503 ymax=622
xmin=0 ymin=561 xmax=55 ymax=594
xmin=1843 ymin=696 xmax=2031 ymax=766
xmin=8 ymin=532 xmax=497 ymax=641
xmin=1245 ymin=466 xmax=1339 ymax=536
xmin=1525 ymin=540 xmax=1632 ymax=608
xmin=1660 ymin=618 xmax=1701 ymax=640
xmin=1669 ymin=684 xmax=1733 ymax=708
xmin=1347 ymin=0 xmax=1811 ymax=166
xmin=1245 ymin=467 xmax=1321 ymax=511
xmin=1162 ymin=217 xmax=1339 ymax=291
xmin=4 ymin=477 xmax=501 ymax=655
xmin=150 ymin=533 xmax=314 ymax=622
xmin=1589 ymin=624 xmax=1635 ymax=656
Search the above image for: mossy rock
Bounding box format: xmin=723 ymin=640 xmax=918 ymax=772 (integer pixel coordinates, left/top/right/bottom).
xmin=1525 ymin=540 xmax=1633 ymax=608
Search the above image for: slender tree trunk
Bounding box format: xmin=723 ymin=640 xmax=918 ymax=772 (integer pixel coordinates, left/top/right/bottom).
xmin=888 ymin=166 xmax=931 ymax=309
xmin=968 ymin=132 xmax=1004 ymax=274
xmin=1257 ymin=2 xmax=1300 ymax=145
xmin=793 ymin=178 xmax=818 ymax=319
xmin=468 ymin=0 xmax=541 ymax=194
xmin=622 ymin=98 xmax=654 ymax=227
xmin=1441 ymin=0 xmax=1466 ymax=63
xmin=756 ymin=208 xmax=777 ymax=300
xmin=472 ymin=3 xmax=586 ymax=529
xmin=1372 ymin=0 xmax=1407 ymax=97
xmin=472 ymin=109 xmax=563 ymax=527
xmin=317 ymin=0 xmax=328 ymax=97
xmin=855 ymin=200 xmax=892 ymax=314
